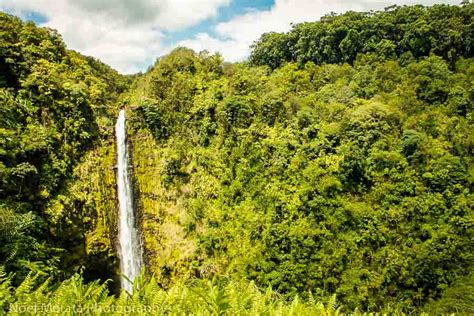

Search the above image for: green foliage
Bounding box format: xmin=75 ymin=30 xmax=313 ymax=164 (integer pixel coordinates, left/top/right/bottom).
xmin=0 ymin=271 xmax=417 ymax=315
xmin=424 ymin=269 xmax=474 ymax=314
xmin=0 ymin=12 xmax=126 ymax=281
xmin=250 ymin=4 xmax=473 ymax=69
xmin=1 ymin=3 xmax=473 ymax=314
xmin=129 ymin=34 xmax=473 ymax=311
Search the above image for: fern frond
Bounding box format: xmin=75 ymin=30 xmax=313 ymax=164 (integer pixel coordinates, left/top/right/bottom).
xmin=14 ymin=271 xmax=39 ymax=298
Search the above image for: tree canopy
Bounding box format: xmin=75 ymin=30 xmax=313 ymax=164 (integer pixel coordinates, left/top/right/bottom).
xmin=250 ymin=4 xmax=473 ymax=69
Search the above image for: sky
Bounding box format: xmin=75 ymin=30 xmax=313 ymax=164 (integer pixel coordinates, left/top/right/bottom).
xmin=0 ymin=0 xmax=460 ymax=74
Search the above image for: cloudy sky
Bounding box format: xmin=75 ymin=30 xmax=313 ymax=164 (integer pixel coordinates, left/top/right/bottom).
xmin=0 ymin=0 xmax=459 ymax=74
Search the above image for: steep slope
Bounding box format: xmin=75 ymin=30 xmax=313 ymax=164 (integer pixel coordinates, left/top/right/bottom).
xmin=124 ymin=4 xmax=473 ymax=311
xmin=0 ymin=13 xmax=129 ymax=284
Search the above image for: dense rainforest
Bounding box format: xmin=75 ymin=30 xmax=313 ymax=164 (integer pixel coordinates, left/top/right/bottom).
xmin=0 ymin=13 xmax=130 ymax=285
xmin=1 ymin=3 xmax=473 ymax=314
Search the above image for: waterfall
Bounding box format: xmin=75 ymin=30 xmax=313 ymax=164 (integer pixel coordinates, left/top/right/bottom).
xmin=115 ymin=109 xmax=142 ymax=293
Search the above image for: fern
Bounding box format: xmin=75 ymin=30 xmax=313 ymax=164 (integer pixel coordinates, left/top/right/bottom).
xmin=0 ymin=266 xmax=13 ymax=311
xmin=327 ymin=294 xmax=339 ymax=315
xmin=1 ymin=272 xmax=419 ymax=315
xmin=14 ymin=272 xmax=39 ymax=299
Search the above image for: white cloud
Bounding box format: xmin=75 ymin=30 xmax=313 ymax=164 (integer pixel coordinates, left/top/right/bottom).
xmin=179 ymin=0 xmax=461 ymax=62
xmin=0 ymin=0 xmax=230 ymax=73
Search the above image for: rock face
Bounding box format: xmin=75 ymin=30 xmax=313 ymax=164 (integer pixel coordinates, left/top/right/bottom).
xmin=130 ymin=129 xmax=198 ymax=287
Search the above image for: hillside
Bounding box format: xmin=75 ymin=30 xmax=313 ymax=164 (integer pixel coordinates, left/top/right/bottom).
xmin=1 ymin=3 xmax=473 ymax=314
xmin=0 ymin=12 xmax=129 ymax=285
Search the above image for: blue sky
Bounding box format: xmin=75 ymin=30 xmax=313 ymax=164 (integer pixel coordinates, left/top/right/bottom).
xmin=22 ymin=11 xmax=48 ymax=24
xmin=0 ymin=0 xmax=460 ymax=73
xmin=162 ymin=0 xmax=274 ymax=45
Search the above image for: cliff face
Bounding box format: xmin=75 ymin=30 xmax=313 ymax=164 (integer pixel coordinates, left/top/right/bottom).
xmin=45 ymin=141 xmax=119 ymax=285
xmin=130 ymin=128 xmax=198 ymax=287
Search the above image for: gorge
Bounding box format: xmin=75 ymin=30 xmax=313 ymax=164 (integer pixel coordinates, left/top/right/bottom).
xmin=0 ymin=3 xmax=473 ymax=313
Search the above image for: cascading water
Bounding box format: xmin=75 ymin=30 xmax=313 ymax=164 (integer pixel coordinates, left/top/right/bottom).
xmin=115 ymin=109 xmax=143 ymax=293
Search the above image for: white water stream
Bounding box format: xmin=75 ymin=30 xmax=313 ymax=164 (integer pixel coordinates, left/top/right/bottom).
xmin=115 ymin=109 xmax=142 ymax=293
